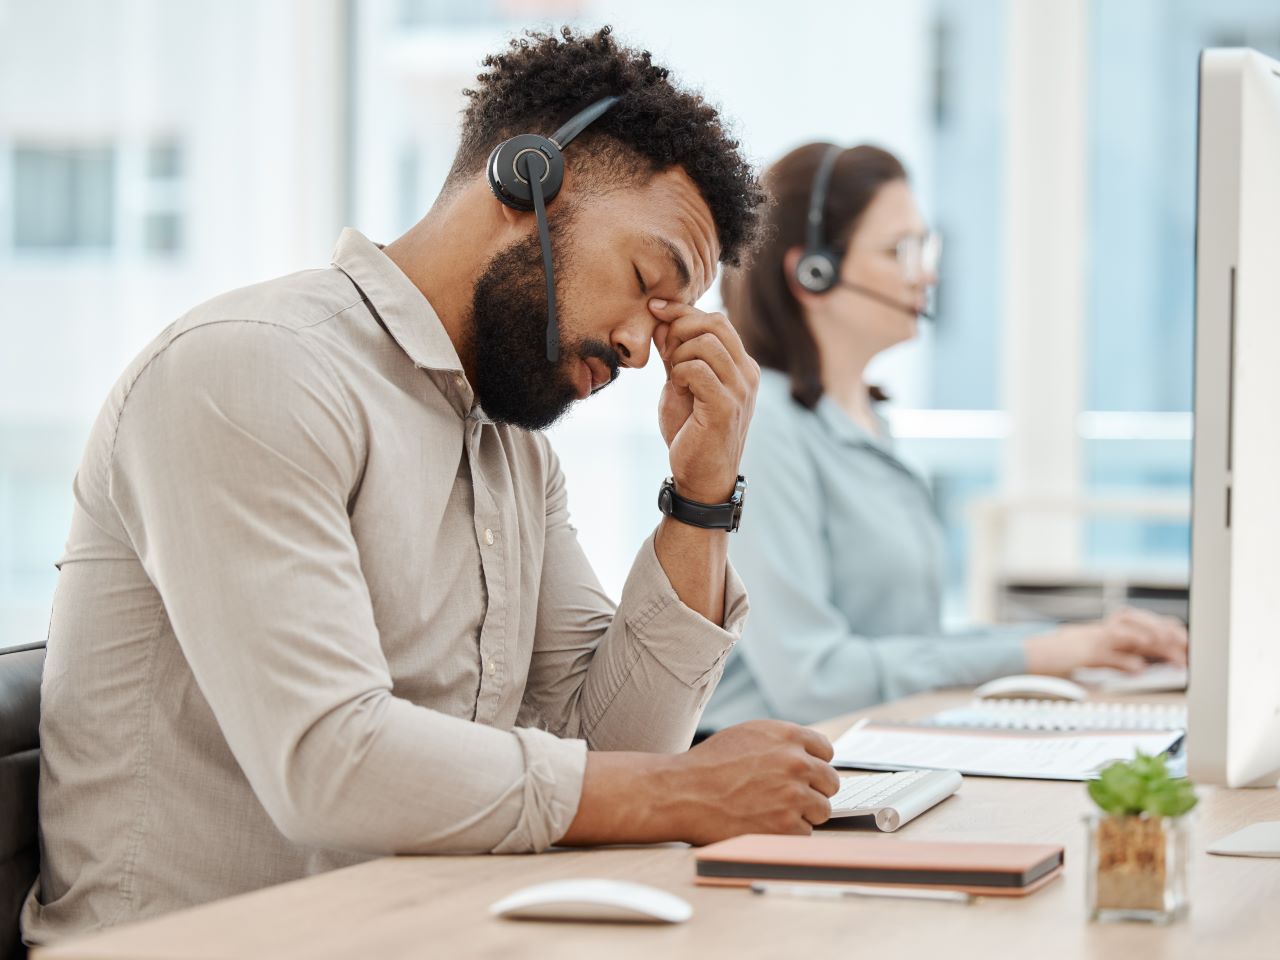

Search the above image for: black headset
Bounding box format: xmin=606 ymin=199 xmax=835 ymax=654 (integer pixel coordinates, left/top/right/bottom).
xmin=793 ymin=143 xmax=934 ymax=320
xmin=486 ymin=95 xmax=620 ymax=362
xmin=794 ymin=144 xmax=845 ymax=295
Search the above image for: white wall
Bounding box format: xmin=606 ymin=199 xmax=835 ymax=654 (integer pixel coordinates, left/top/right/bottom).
xmin=0 ymin=0 xmax=345 ymax=422
xmin=0 ymin=0 xmax=347 ymax=644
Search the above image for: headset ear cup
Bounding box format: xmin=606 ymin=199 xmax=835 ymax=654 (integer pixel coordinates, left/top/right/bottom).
xmin=486 ymin=133 xmax=565 ymax=211
xmin=795 ymin=249 xmax=841 ymax=294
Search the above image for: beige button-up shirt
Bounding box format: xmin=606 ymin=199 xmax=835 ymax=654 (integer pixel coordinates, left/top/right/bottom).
xmin=23 ymin=229 xmax=746 ymax=944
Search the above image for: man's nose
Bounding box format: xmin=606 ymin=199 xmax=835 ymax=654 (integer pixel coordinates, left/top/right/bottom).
xmin=614 ymin=321 xmax=656 ymax=368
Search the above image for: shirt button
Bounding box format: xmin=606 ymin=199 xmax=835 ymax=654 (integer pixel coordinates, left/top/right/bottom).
xmin=487 ymin=660 xmax=496 ymax=676
xmin=484 ymin=528 xmax=494 ymax=545
xmin=454 ymin=374 xmax=465 ymax=389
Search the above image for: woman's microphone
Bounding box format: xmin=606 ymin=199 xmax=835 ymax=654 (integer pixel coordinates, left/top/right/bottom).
xmin=836 ymin=280 xmax=934 ymax=321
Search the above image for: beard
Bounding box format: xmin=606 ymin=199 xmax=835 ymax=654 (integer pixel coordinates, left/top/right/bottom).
xmin=469 ymin=226 xmax=621 ymax=431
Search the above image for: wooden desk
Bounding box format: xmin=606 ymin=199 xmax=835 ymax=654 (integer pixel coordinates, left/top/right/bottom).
xmin=35 ymin=690 xmax=1280 ymax=960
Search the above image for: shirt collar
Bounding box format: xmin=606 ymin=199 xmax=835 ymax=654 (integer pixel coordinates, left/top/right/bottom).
xmin=330 ymin=228 xmax=464 ymax=374
xmin=815 ymin=393 xmax=894 ymax=454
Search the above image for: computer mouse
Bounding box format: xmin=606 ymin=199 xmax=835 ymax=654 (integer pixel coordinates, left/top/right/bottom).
xmin=973 ymin=674 xmax=1088 ymax=701
xmin=489 ymin=878 xmax=693 ymax=924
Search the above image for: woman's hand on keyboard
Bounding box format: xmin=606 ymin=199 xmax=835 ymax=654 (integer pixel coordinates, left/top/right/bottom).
xmin=1024 ymin=607 xmax=1189 ymax=676
xmin=668 ymin=720 xmax=841 ymax=844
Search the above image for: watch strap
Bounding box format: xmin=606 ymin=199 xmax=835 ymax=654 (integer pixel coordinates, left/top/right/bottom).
xmin=657 ymin=476 xmax=747 ymax=532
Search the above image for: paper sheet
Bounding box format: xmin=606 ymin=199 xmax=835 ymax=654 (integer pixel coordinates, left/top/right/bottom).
xmin=832 ymin=723 xmax=1184 ymax=781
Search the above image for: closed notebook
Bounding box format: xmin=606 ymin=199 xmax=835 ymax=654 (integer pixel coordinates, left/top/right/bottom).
xmin=694 ymin=834 xmax=1064 ymax=897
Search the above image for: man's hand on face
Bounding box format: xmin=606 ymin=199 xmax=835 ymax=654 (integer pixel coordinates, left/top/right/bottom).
xmin=650 ymin=298 xmax=761 ymax=504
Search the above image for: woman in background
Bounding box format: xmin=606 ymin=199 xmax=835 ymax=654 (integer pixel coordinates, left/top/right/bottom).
xmin=701 ymin=143 xmax=1187 ymax=729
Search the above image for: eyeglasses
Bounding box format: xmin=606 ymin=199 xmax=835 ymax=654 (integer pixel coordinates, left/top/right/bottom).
xmin=888 ymin=231 xmax=942 ymax=284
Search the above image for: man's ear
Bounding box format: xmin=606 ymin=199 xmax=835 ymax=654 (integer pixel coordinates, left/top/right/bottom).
xmin=494 ymin=196 xmax=526 ymax=227
xmin=472 ymin=168 xmax=532 ymax=229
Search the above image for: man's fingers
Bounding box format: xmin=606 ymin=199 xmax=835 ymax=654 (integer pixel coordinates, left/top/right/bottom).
xmin=668 ymin=316 xmax=751 ymax=369
xmin=648 ymin=297 xmax=695 ymax=321
xmin=667 ymin=333 xmax=743 ymax=395
xmin=801 ymin=788 xmax=833 ymax=827
xmin=669 ymin=359 xmax=731 ymax=409
xmin=651 ymin=322 xmax=677 ymax=379
xmin=810 ymin=761 xmax=842 ymax=798
xmin=650 ymin=301 xmax=751 ymax=369
xmin=792 ymin=726 xmax=835 ymax=762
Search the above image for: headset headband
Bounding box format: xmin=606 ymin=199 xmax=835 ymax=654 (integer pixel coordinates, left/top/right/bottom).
xmin=551 ymin=96 xmax=620 ymax=149
xmin=806 ymin=144 xmax=844 ymax=253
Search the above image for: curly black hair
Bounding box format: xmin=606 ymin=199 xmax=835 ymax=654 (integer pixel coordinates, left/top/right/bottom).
xmin=447 ymin=26 xmax=765 ymax=266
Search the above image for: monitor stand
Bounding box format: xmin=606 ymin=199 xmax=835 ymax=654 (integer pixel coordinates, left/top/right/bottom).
xmin=1208 ymin=821 xmax=1280 ymax=858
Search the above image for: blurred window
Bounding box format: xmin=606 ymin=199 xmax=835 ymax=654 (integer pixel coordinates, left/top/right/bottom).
xmin=142 ymin=139 xmax=184 ymax=256
xmin=12 ymin=145 xmax=115 ymax=250
xmin=147 ymin=141 xmax=182 ymax=180
xmin=399 ymin=0 xmax=583 ymax=27
xmin=143 ymin=211 xmax=182 ymax=254
xmin=1084 ymin=0 xmax=1280 ymax=573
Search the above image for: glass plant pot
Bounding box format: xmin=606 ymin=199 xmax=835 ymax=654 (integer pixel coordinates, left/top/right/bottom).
xmin=1085 ymin=813 xmax=1191 ymax=924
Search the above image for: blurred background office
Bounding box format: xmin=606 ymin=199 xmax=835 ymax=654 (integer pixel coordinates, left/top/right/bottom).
xmin=2 ymin=0 xmax=1279 ymax=651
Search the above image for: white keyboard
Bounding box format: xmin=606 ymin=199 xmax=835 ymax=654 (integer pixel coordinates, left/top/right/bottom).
xmin=926 ymin=699 xmax=1187 ymax=732
xmin=828 ymin=768 xmax=962 ymax=832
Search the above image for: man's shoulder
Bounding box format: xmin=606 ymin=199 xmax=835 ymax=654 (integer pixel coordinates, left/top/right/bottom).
xmin=172 ymin=265 xmax=363 ymax=343
xmin=129 ymin=267 xmax=358 ymax=379
xmin=106 ymin=267 xmax=365 ymax=430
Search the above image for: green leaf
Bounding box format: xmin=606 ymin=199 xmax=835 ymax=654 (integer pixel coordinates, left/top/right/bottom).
xmin=1088 ymin=778 xmax=1120 ymax=813
xmin=1086 ymin=751 xmax=1198 ymax=817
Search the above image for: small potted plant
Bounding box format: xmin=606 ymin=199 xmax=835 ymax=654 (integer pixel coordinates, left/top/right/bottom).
xmin=1085 ymin=751 xmax=1197 ymax=924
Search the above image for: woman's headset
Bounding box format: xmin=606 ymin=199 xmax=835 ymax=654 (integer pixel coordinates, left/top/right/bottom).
xmin=793 ymin=144 xmax=846 ymax=294
xmin=792 ymin=143 xmax=934 ymax=320
xmin=485 ymin=96 xmax=620 ymax=362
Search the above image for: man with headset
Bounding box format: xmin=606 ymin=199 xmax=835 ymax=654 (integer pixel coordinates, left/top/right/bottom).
xmin=23 ymin=26 xmax=841 ymax=944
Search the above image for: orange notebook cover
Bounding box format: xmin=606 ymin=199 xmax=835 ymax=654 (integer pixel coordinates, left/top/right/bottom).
xmin=694 ymin=834 xmax=1064 ymax=898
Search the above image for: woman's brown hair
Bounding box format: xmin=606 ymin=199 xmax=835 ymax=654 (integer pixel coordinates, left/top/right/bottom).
xmin=723 ymin=142 xmax=906 ymax=409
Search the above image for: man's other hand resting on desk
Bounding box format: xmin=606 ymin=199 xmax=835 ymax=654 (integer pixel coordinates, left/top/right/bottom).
xmin=560 ymin=721 xmax=841 ymax=846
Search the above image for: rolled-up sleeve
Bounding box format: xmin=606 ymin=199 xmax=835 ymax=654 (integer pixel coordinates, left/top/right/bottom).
xmin=108 ymin=320 xmax=583 ymax=854
xmin=518 ymin=446 xmax=747 ymax=753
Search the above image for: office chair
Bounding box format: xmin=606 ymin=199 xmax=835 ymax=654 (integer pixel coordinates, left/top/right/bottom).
xmin=0 ymin=642 xmax=44 ymax=960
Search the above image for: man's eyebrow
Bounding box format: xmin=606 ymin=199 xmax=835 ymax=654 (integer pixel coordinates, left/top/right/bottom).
xmin=647 ymin=235 xmax=693 ymax=299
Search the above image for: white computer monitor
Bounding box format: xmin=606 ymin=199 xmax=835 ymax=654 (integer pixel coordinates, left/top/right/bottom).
xmin=1186 ymin=48 xmax=1280 ymax=789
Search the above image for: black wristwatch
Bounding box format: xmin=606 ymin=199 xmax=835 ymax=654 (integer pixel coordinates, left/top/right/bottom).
xmin=657 ymin=476 xmax=747 ymax=532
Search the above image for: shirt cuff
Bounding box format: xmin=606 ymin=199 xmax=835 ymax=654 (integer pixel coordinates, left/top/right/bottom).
xmin=492 ymin=727 xmax=587 ymax=853
xmin=616 ymin=530 xmax=746 ymax=688
xmin=946 ymin=624 xmax=1035 ymax=683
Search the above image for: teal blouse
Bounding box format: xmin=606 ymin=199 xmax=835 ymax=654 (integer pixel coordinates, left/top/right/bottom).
xmin=702 ymin=369 xmax=1031 ymax=729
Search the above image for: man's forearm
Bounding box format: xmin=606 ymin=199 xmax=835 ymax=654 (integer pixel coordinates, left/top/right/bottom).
xmin=555 ymin=751 xmax=688 ymax=846
xmin=556 ymin=722 xmax=842 ymax=847
xmin=653 ymin=516 xmax=728 ymax=626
